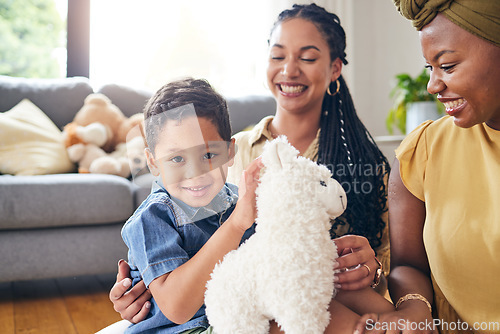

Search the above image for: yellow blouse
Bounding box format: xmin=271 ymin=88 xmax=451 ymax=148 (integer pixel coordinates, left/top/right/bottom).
xmin=227 ymin=116 xmax=390 ymax=272
xmin=396 ymin=116 xmax=500 ymax=331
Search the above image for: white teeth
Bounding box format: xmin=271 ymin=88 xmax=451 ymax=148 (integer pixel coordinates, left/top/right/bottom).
xmin=443 ymin=98 xmax=465 ymax=110
xmin=280 ymin=84 xmax=306 ymax=93
xmin=188 ymin=186 xmax=205 ymax=191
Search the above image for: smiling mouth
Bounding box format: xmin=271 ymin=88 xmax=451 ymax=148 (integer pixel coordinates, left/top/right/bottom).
xmin=183 ymin=184 xmax=211 ymax=198
xmin=443 ymin=98 xmax=465 ymax=111
xmin=184 ymin=185 xmax=209 ymax=192
xmin=279 ymin=84 xmax=307 ymax=94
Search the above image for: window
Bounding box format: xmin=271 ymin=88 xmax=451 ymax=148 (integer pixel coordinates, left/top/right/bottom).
xmin=89 ymin=0 xmax=277 ymax=96
xmin=2 ymin=0 xmax=323 ymax=97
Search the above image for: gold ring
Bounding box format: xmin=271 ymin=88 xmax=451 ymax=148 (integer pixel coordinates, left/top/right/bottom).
xmin=362 ymin=264 xmax=371 ymax=277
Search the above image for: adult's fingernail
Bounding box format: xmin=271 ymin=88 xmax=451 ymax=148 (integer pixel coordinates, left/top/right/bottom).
xmin=145 ymin=301 xmax=151 ymax=309
xmin=123 ymin=278 xmax=132 ymax=288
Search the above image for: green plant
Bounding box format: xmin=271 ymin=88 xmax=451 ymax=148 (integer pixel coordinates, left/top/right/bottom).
xmin=386 ymin=68 xmax=442 ymax=134
xmin=0 ymin=0 xmax=64 ymax=78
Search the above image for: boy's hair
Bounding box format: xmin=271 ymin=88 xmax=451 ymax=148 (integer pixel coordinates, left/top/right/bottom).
xmin=143 ymin=78 xmax=231 ymax=154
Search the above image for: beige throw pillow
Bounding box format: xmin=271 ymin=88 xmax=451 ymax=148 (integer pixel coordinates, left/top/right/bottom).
xmin=0 ymin=99 xmax=75 ymax=175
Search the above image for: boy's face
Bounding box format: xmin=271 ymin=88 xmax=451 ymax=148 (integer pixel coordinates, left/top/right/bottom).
xmin=146 ymin=116 xmax=234 ymax=208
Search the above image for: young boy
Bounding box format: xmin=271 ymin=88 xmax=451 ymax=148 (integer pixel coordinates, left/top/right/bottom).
xmin=121 ymin=78 xmax=394 ymax=334
xmin=121 ymin=78 xmax=261 ymax=333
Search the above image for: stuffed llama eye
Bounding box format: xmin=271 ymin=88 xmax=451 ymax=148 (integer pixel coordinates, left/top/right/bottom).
xmin=320 ymin=180 xmax=327 ymax=187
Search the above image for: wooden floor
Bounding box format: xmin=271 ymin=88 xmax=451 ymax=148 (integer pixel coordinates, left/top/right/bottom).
xmin=0 ymin=274 xmax=393 ymax=334
xmin=0 ymin=274 xmax=122 ymax=334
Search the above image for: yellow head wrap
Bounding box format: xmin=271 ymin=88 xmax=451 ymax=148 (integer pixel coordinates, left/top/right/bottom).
xmin=393 ymin=0 xmax=500 ymax=47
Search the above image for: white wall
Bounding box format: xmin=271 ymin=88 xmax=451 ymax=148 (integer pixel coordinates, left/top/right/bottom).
xmin=346 ymin=0 xmax=424 ymax=138
xmin=347 ymin=1 xmax=426 ymax=162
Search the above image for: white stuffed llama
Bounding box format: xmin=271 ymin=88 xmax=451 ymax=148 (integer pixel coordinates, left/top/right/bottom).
xmin=205 ymin=136 xmax=347 ymax=334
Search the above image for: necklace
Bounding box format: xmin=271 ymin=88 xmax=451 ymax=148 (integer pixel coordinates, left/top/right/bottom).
xmin=270 ymin=130 xmax=280 ymax=139
xmin=268 ymin=122 xmax=280 ymax=139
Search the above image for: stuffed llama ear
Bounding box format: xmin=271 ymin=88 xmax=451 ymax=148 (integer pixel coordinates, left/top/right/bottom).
xmin=262 ymin=136 xmax=299 ymax=169
xmin=262 ymin=139 xmax=283 ymax=169
xmin=275 ymin=139 xmax=299 ymax=164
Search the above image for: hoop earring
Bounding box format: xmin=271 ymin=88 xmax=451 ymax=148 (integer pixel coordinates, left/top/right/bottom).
xmin=327 ymin=80 xmax=340 ymax=96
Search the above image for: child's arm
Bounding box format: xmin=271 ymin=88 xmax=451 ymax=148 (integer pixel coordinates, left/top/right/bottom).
xmin=149 ymin=158 xmax=262 ymax=324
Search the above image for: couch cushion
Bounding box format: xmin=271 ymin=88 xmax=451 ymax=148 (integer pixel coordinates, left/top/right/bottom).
xmin=0 ymin=76 xmax=93 ymax=129
xmin=226 ymin=95 xmax=276 ymax=134
xmin=97 ymin=85 xmax=276 ymax=135
xmin=0 ymin=99 xmax=75 ymax=175
xmin=0 ymin=173 xmax=135 ymax=230
xmin=97 ymin=83 xmax=152 ymax=118
xmin=0 ymin=224 xmax=127 ymax=282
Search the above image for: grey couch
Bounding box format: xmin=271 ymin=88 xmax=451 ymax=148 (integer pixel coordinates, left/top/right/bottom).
xmin=0 ymin=75 xmax=275 ymax=283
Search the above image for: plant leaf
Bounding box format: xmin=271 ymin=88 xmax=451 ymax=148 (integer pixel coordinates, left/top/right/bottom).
xmin=388 ymin=67 xmax=438 ymax=134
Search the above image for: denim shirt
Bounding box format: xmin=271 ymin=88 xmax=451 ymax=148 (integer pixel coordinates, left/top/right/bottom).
xmin=122 ymin=181 xmax=255 ymax=333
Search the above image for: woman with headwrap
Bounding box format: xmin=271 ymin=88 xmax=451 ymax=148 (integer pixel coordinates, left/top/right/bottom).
xmin=354 ymin=0 xmax=500 ymax=333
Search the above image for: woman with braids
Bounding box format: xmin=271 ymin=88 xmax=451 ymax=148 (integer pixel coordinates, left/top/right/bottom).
xmin=228 ymin=4 xmax=391 ymax=293
xmin=107 ymin=3 xmax=393 ymax=331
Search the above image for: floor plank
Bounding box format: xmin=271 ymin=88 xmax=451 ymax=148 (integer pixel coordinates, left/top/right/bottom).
xmin=56 ymin=275 xmax=122 ymax=334
xmin=0 ymin=282 xmax=15 ymax=334
xmin=0 ymin=274 xmax=122 ymax=334
xmin=12 ymin=279 xmax=77 ymax=334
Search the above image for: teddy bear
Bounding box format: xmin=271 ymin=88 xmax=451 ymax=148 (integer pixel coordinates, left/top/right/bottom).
xmin=124 ymin=135 xmax=147 ymax=179
xmin=63 ymin=122 xmax=109 ymax=173
xmin=66 ymin=142 xmax=106 ymax=174
xmin=73 ymin=93 xmax=127 ymax=153
xmin=62 ymin=122 xmax=111 ymax=149
xmin=119 ymin=113 xmax=148 ymax=180
xmin=62 ymin=93 xmax=148 ymax=178
xmin=88 ymin=141 xmax=130 ymax=178
xmin=117 ymin=112 xmax=145 ymax=145
xmin=63 ymin=122 xmax=130 ymax=177
xmin=205 ymin=136 xmax=347 ymax=334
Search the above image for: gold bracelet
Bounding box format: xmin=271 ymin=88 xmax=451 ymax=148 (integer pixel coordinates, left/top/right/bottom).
xmin=395 ymin=293 xmax=432 ymax=314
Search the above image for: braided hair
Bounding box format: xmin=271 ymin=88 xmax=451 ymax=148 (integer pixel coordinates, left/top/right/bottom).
xmin=271 ymin=4 xmax=390 ymax=252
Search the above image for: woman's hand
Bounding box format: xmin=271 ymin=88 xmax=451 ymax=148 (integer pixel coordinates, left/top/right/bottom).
xmin=109 ymin=259 xmax=152 ymax=323
xmin=334 ymin=235 xmax=380 ymax=290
